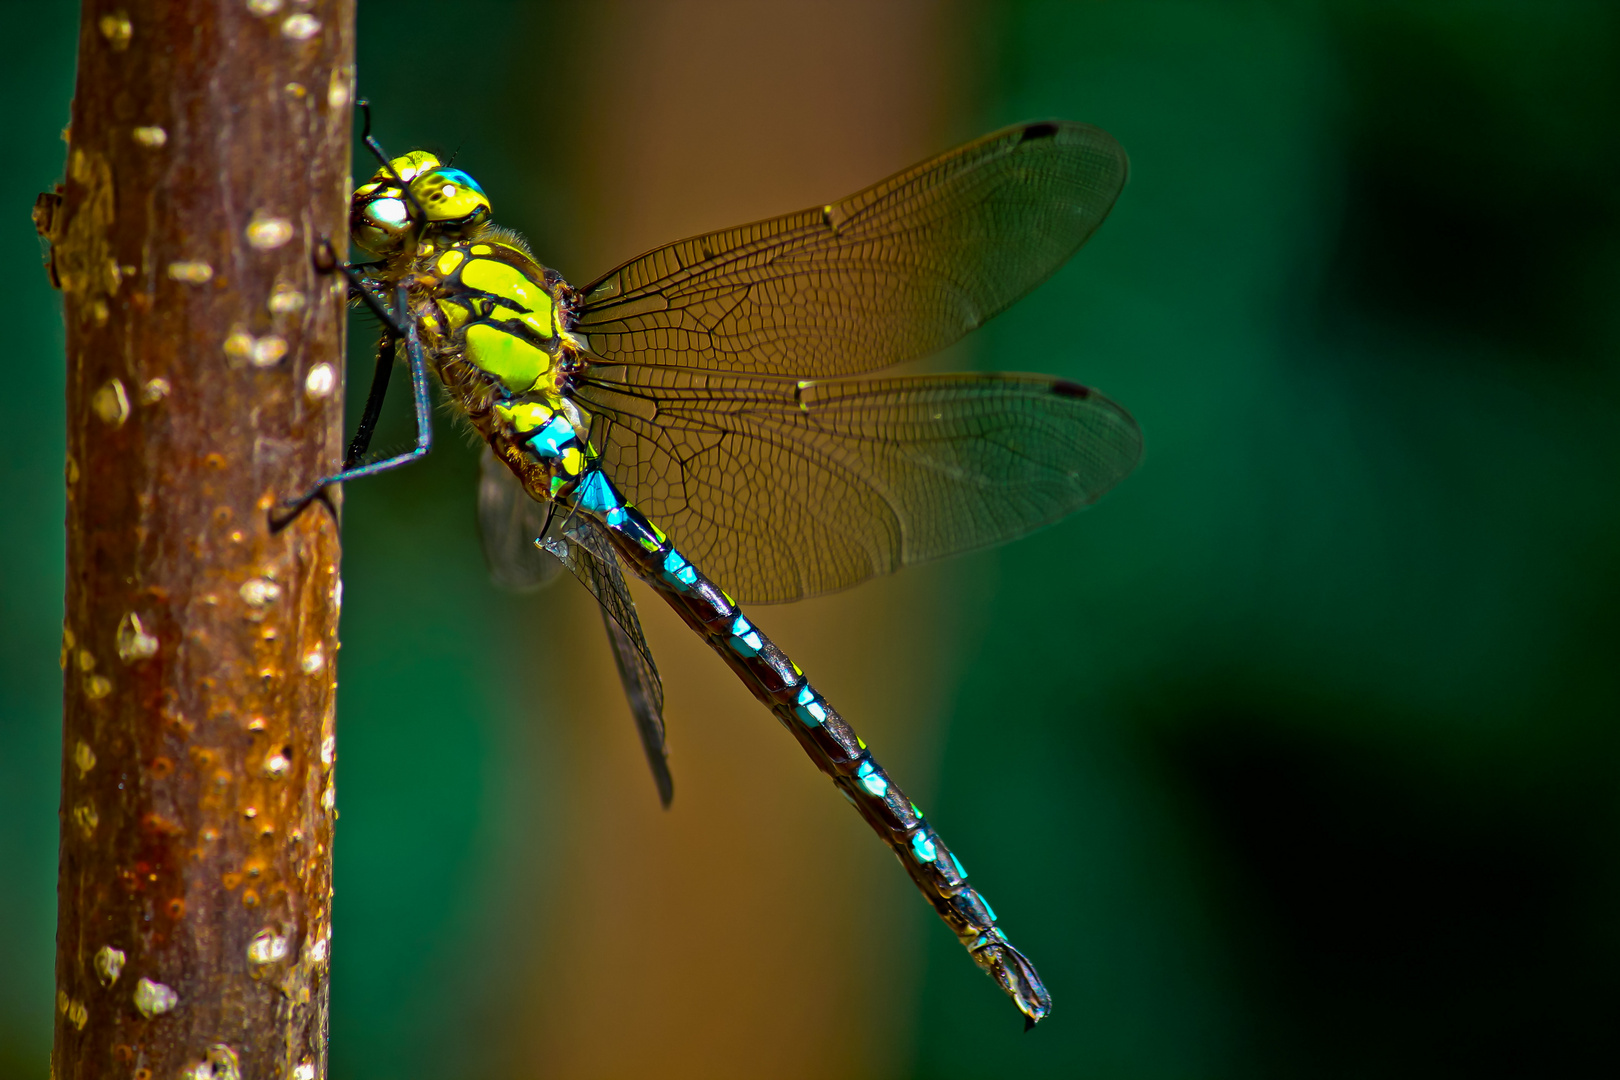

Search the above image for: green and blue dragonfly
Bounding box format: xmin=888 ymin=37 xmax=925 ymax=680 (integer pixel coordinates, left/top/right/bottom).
xmin=280 ymin=108 xmax=1140 ymax=1025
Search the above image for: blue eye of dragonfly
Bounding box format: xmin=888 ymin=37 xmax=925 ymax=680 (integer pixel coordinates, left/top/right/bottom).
xmin=281 ymin=115 xmax=1142 ymax=1029
xmin=432 ymin=167 xmax=482 ymax=193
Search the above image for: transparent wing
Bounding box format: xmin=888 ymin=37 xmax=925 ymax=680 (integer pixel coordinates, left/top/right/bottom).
xmin=570 ymin=367 xmax=1142 ymax=605
xmin=480 ymin=450 xmax=672 ymax=804
xmin=573 ymin=121 xmax=1127 ymax=378
xmin=552 ymin=516 xmax=673 ymax=807
xmin=595 ymin=595 xmax=674 ymax=809
xmin=478 ymin=447 xmax=566 ymax=593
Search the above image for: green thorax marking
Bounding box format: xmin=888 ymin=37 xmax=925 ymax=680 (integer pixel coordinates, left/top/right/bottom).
xmin=417 ymin=238 xmax=600 ymax=503
xmin=426 ymin=241 xmax=568 ymax=395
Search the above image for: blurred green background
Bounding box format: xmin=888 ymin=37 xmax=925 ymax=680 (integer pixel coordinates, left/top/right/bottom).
xmin=3 ymin=1 xmax=1617 ymax=1077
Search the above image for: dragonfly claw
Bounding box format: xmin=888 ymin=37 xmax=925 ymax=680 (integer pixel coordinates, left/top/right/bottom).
xmin=267 ymin=483 xmax=336 ymax=534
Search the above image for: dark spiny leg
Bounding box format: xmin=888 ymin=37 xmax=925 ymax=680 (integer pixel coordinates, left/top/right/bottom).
xmin=338 ymin=259 xmax=407 ymax=331
xmin=344 ymin=327 xmax=397 ymax=469
xmin=270 ymin=285 xmax=435 ymax=531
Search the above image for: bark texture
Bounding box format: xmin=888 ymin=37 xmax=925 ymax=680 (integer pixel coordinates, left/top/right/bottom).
xmin=50 ymin=2 xmax=354 ymax=1075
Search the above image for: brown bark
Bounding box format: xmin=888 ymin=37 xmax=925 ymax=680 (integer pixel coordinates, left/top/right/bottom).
xmin=49 ymin=2 xmax=354 ymax=1076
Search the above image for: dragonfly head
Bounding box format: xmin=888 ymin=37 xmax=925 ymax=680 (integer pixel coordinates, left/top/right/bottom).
xmin=350 ymin=151 xmax=492 ymax=256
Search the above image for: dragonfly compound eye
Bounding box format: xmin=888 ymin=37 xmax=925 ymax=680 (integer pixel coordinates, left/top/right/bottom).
xmin=349 ymin=152 xmax=474 ymax=256
xmin=384 ymin=150 xmax=442 ymax=184
xmin=409 ymin=167 xmax=492 ymax=241
xmin=350 ymin=189 xmax=413 ymax=255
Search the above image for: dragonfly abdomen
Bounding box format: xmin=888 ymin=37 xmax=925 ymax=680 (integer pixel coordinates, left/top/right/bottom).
xmin=586 ymin=485 xmax=1053 ymax=1024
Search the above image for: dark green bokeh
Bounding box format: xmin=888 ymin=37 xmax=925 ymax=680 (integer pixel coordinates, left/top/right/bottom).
xmin=3 ymin=3 xmax=1615 ymax=1077
xmin=0 ymin=3 xmax=74 ymax=1074
xmin=918 ymin=4 xmax=1619 ymax=1076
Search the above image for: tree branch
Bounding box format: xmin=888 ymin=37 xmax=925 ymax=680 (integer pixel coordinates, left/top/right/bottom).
xmin=49 ymin=2 xmax=354 ymax=1075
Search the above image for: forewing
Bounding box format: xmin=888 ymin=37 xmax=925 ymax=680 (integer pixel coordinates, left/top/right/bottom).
xmin=574 ymin=121 xmax=1127 ymax=378
xmin=571 ymin=367 xmax=1142 ymax=604
xmin=478 ymin=447 xmax=565 ymax=592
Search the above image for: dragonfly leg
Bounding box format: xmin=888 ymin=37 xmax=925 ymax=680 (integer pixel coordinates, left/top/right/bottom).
xmin=270 ymin=285 xmax=435 ymax=532
xmin=335 ymin=259 xmax=412 ymax=339
xmin=311 ymin=235 xmax=407 ymax=334
xmin=343 ymin=326 xmax=398 ymax=469
xmin=313 ymin=240 xmax=414 ymax=470
xmin=590 ymin=492 xmax=1052 ymax=1025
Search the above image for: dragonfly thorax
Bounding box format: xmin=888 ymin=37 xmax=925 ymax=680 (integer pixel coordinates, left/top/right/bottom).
xmin=413 ymin=237 xmax=596 ymax=503
xmin=421 ymin=239 xmax=576 ymax=394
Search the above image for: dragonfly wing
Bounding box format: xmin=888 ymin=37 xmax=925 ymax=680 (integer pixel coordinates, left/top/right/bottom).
xmin=478 ymin=447 xmax=566 ymax=592
xmin=596 ymin=597 xmax=675 ymax=808
xmin=571 ymin=367 xmax=1142 ymax=604
xmin=573 ymin=121 xmax=1127 ymax=378
xmin=555 ymin=516 xmax=674 ymax=807
xmin=478 ymin=451 xmax=672 ymax=802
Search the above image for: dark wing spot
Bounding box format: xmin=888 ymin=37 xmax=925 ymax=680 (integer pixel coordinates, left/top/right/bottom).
xmin=1049 ymin=379 xmax=1091 ymax=399
xmin=1021 ymin=122 xmax=1060 ymax=142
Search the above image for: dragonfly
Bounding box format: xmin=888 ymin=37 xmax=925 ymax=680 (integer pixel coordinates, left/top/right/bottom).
xmin=278 ymin=105 xmax=1141 ymax=1026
